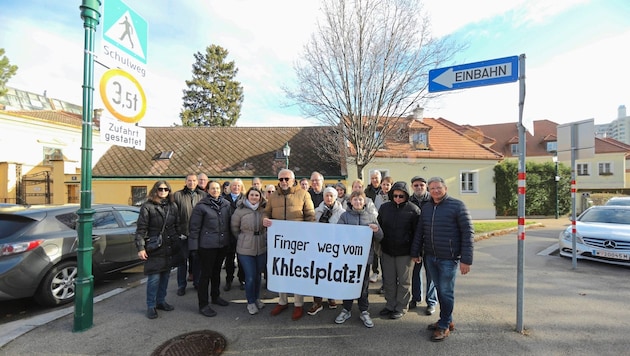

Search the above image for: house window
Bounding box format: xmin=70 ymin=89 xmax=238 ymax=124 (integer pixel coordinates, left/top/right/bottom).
xmin=598 ymin=162 xmax=613 ymax=175
xmin=460 ymin=171 xmax=478 ymax=193
xmin=510 ymin=144 xmax=518 ymax=155
xmin=546 ymin=141 xmax=557 ymax=153
xmin=411 ymin=131 xmax=428 ymax=149
xmin=131 ymin=186 xmax=147 ymax=206
xmin=576 ymin=163 xmax=589 ymax=176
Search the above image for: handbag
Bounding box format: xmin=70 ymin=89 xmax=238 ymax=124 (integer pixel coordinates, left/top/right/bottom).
xmin=145 ymin=206 xmax=169 ymax=253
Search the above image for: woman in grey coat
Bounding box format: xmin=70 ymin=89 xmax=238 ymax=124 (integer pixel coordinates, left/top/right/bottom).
xmin=334 ymin=191 xmax=383 ymax=328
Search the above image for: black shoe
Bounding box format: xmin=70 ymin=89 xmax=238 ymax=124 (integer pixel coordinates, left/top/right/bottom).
xmin=223 ymin=280 xmax=232 ymax=291
xmin=212 ymin=297 xmax=229 ymax=306
xmin=199 ymin=305 xmax=217 ymax=317
xmin=426 ymin=305 xmax=436 ymax=315
xmin=409 ymin=301 xmax=418 ymax=310
xmin=379 ymin=308 xmax=393 ymax=317
xmin=176 ymin=287 xmax=185 ymax=296
xmin=146 ymin=307 xmax=158 ymax=319
xmin=156 ymin=302 xmax=174 ymax=311
xmin=239 ymin=282 xmax=245 ymax=290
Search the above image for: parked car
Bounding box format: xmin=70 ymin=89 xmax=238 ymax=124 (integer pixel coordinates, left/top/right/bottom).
xmin=604 ymin=196 xmax=630 ymax=206
xmin=0 ymin=204 xmax=143 ymax=306
xmin=558 ymin=206 xmax=630 ymax=267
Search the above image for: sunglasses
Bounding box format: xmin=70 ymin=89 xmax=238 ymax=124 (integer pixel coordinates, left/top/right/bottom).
xmin=158 ymin=187 xmax=170 ymax=192
xmin=267 ymin=190 xmax=274 ymax=193
xmin=278 ymin=177 xmax=291 ymax=182
xmin=392 ymin=194 xmax=406 ymax=199
xmin=413 ymin=184 xmax=425 ymax=187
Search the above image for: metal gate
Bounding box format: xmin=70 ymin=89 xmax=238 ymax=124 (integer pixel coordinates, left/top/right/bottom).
xmin=19 ymin=171 xmax=52 ymax=205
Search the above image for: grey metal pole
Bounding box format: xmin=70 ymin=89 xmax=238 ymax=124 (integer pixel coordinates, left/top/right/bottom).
xmin=516 ymin=53 xmax=526 ymax=333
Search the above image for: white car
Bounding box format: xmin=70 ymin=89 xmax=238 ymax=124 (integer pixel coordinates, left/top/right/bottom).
xmin=559 ymin=206 xmax=630 ymax=267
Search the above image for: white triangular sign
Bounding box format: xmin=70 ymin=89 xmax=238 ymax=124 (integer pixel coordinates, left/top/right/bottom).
xmin=104 ymin=11 xmax=145 ymax=60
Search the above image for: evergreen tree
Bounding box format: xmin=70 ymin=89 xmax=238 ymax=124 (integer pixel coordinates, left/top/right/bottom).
xmin=0 ymin=48 xmax=18 ymax=97
xmin=180 ymin=45 xmax=243 ymax=126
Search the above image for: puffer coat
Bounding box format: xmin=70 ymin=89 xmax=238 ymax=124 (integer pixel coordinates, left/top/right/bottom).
xmin=411 ymin=194 xmax=474 ymax=265
xmin=189 ymin=195 xmax=233 ymax=251
xmin=264 ymin=184 xmax=315 ymax=222
xmin=377 ymin=181 xmax=421 ymax=256
xmin=231 ymin=198 xmax=267 ymax=256
xmin=337 ymin=206 xmax=383 ymax=264
xmin=134 ymin=200 xmax=183 ymax=275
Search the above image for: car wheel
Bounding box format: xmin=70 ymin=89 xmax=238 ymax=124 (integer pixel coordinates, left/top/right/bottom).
xmin=34 ymin=260 xmax=78 ymax=306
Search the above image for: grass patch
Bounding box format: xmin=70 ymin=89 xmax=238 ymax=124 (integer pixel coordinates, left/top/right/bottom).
xmin=474 ymin=221 xmax=536 ymax=234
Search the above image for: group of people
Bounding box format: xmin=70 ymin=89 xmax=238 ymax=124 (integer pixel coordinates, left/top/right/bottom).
xmin=134 ymin=168 xmax=473 ymax=342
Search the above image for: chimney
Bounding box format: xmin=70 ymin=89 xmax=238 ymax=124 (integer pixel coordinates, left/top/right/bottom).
xmin=413 ymin=105 xmax=424 ymax=122
xmin=93 ymin=108 xmax=103 ymax=129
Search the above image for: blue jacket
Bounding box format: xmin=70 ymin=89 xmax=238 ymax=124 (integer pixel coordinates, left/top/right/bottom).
xmin=411 ymin=194 xmax=474 ymax=265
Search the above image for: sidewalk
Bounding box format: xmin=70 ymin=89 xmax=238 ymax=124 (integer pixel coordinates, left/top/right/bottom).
xmin=4 ymin=219 xmax=626 ymax=356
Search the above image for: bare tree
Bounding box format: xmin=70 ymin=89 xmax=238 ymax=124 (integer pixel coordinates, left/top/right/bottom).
xmin=286 ymin=0 xmax=463 ymax=179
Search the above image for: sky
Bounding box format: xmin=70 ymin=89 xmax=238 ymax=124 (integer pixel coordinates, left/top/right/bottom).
xmin=2 ymin=0 xmax=630 ymax=129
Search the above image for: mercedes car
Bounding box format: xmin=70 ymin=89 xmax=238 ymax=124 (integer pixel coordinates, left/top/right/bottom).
xmin=558 ymin=205 xmax=630 ymax=267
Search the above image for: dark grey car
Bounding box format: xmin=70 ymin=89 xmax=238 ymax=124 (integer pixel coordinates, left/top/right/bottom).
xmin=0 ymin=204 xmax=142 ymax=306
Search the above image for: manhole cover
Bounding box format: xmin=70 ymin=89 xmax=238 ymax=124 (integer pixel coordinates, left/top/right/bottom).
xmin=152 ymin=330 xmax=227 ymax=356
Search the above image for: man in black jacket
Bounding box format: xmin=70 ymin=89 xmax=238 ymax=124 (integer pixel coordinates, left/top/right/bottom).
xmin=411 ymin=177 xmax=474 ymax=342
xmin=408 ymin=176 xmax=438 ymax=315
xmin=173 ymin=174 xmax=207 ymax=296
xmin=222 ymin=178 xmax=245 ymax=290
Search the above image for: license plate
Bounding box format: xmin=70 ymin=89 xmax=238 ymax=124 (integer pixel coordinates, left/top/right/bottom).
xmin=594 ymin=250 xmax=630 ymax=260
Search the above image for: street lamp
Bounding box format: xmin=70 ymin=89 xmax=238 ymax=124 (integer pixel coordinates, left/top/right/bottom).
xmin=283 ymin=142 xmax=291 ymax=168
xmin=553 ymin=154 xmax=559 ymax=219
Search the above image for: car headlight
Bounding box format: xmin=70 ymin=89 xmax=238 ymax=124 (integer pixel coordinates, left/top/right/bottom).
xmin=561 ymin=229 xmax=583 ymax=243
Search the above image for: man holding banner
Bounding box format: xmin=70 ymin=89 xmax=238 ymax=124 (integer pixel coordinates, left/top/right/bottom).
xmin=263 ymin=169 xmax=315 ymax=321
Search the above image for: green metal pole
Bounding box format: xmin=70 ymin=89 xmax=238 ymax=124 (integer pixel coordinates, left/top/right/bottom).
xmin=74 ymin=0 xmax=101 ymax=333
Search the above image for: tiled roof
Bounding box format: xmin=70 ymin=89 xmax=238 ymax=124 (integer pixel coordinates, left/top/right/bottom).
xmin=3 ymin=110 xmax=84 ymax=128
xmin=93 ymin=126 xmax=344 ymax=179
xmin=371 ymin=117 xmax=503 ymax=160
xmin=475 ymin=119 xmax=630 ymax=157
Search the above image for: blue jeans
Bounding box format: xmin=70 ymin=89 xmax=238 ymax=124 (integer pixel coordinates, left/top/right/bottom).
xmin=411 ymin=261 xmax=437 ymax=306
xmin=238 ymin=253 xmax=267 ymax=304
xmin=423 ymin=255 xmax=458 ymax=330
xmin=146 ymin=271 xmax=170 ymax=308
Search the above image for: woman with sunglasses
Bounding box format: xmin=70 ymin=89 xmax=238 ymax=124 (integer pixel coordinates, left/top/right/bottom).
xmin=376 ymin=181 xmax=420 ymax=320
xmin=135 ymin=180 xmax=183 ymax=319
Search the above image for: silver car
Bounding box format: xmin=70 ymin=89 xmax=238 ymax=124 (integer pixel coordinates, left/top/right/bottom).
xmin=558 ymin=206 xmax=630 ymax=267
xmin=0 ymin=204 xmax=142 ymax=306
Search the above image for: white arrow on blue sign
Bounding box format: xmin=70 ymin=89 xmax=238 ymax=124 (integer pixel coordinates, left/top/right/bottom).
xmin=429 ymin=56 xmax=519 ymax=93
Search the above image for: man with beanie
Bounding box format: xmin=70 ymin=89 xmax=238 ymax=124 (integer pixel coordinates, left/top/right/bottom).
xmin=408 ymin=176 xmax=438 ymax=315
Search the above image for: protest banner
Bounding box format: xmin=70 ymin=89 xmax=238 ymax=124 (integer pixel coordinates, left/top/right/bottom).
xmin=266 ymin=220 xmax=372 ymax=300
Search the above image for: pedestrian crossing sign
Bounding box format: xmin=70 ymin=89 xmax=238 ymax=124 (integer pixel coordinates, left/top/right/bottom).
xmin=102 ymin=0 xmax=148 ymax=64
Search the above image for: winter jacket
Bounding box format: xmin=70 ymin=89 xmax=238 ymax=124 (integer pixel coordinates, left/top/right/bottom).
xmin=314 ymin=200 xmax=345 ymax=224
xmin=134 ymin=199 xmax=183 ymax=275
xmin=346 ymin=196 xmax=378 ymax=217
xmin=337 ymin=205 xmax=383 ymax=264
xmin=308 ymin=188 xmax=324 ymax=208
xmin=377 ymin=181 xmax=420 ymax=257
xmin=263 ymin=184 xmax=315 ymax=222
xmin=409 ymin=191 xmax=431 ymax=211
xmin=188 ymin=195 xmax=233 ymax=251
xmin=364 ymin=184 xmax=381 ymax=201
xmin=173 ymin=186 xmax=207 ymax=236
xmin=374 ymin=191 xmax=390 ymax=210
xmin=411 ymin=194 xmax=474 ymax=265
xmin=231 ymin=198 xmax=267 ymax=256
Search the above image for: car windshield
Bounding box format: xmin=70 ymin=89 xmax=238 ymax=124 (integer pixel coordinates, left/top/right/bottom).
xmin=579 ymin=208 xmax=630 ymax=224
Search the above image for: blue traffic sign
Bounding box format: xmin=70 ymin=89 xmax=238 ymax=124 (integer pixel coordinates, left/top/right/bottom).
xmin=429 ymin=56 xmax=519 ymax=93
